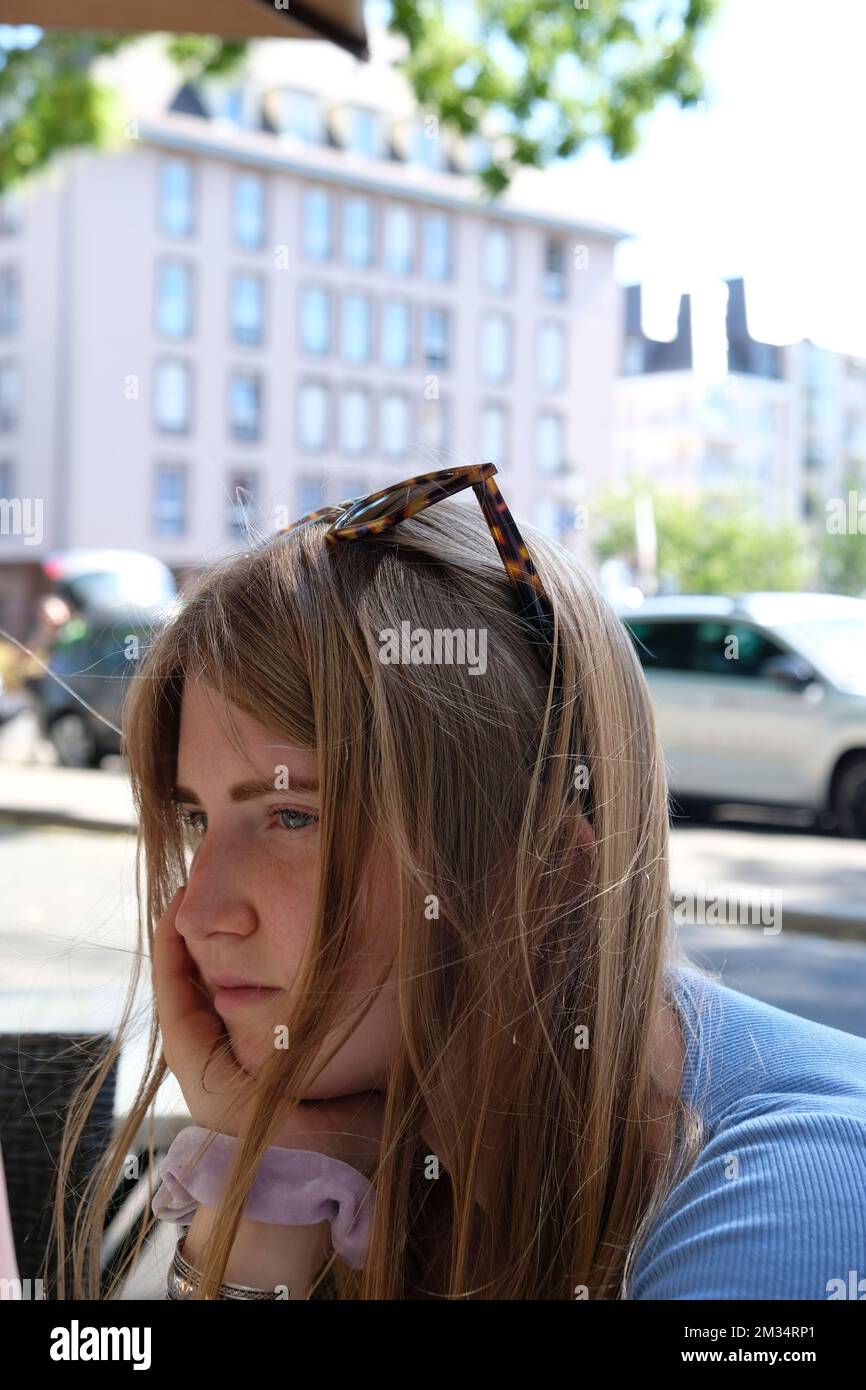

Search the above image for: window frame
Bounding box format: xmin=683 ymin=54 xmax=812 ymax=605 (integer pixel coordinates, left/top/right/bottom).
xmin=153 ymin=356 xmax=193 ymax=435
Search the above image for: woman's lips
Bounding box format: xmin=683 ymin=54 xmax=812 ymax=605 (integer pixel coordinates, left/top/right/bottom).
xmin=212 ymin=984 xmax=281 ymax=1013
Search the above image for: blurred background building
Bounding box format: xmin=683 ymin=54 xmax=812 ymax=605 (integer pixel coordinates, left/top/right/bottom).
xmin=614 ymin=279 xmax=866 ymax=526
xmin=2 ymin=25 xmax=866 ymax=640
xmin=0 ymin=28 xmax=626 ymax=638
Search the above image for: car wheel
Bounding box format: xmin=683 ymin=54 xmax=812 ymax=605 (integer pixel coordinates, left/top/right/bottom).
xmin=49 ymin=712 xmax=101 ymax=769
xmin=833 ymin=756 xmax=866 ymax=838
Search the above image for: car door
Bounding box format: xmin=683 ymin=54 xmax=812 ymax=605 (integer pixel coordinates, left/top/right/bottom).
xmin=672 ymin=619 xmax=823 ymax=803
xmin=623 ymin=616 xmax=823 ymax=804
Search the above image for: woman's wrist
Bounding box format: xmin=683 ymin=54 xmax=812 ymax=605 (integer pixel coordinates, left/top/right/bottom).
xmin=181 ymin=1202 xmax=332 ymax=1299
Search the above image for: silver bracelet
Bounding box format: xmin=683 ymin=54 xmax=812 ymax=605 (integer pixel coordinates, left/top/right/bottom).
xmin=166 ymin=1235 xmax=289 ymax=1300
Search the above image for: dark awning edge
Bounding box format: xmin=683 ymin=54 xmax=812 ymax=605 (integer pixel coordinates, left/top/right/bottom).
xmin=251 ymin=0 xmax=369 ymax=60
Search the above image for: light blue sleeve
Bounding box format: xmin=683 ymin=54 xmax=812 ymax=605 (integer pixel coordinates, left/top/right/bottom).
xmin=627 ymin=1108 xmax=866 ymax=1300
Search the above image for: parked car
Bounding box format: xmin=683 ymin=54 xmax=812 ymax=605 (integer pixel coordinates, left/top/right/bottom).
xmin=29 ymin=550 xmax=178 ymax=767
xmin=616 ymin=592 xmax=866 ymax=836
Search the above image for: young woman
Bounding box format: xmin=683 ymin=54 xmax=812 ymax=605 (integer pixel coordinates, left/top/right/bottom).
xmin=50 ymin=464 xmax=866 ymax=1300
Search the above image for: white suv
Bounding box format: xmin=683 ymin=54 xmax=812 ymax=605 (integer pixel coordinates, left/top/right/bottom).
xmin=616 ymin=592 xmax=866 ymax=837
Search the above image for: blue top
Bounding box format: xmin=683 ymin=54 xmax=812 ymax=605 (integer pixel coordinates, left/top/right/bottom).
xmin=626 ymin=964 xmax=866 ymax=1300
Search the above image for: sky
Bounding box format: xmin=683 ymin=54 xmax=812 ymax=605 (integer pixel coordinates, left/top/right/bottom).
xmin=548 ymin=0 xmax=866 ymax=356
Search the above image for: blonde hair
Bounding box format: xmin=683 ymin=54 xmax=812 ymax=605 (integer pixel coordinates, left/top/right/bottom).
xmin=48 ymin=496 xmax=707 ymax=1299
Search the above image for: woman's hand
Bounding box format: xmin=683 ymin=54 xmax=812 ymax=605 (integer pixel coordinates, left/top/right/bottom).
xmin=152 ymin=885 xmax=386 ymax=1177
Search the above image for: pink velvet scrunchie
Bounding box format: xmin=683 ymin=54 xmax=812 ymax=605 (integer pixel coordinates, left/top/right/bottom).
xmin=151 ymin=1126 xmax=376 ymax=1270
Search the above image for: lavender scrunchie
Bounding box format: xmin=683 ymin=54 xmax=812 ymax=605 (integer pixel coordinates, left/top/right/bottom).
xmin=151 ymin=1125 xmax=375 ymax=1270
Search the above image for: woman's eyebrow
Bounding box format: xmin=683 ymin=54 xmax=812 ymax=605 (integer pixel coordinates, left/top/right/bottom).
xmin=171 ymin=775 xmax=319 ymax=806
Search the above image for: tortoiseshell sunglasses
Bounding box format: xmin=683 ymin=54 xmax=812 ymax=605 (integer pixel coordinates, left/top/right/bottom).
xmin=276 ymin=463 xmax=557 ymax=673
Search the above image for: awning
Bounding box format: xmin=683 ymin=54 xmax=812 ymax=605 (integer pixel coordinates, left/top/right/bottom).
xmin=0 ymin=0 xmax=369 ymax=59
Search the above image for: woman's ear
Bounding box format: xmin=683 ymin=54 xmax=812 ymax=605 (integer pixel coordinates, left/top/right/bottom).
xmin=574 ymin=812 xmax=595 ymax=853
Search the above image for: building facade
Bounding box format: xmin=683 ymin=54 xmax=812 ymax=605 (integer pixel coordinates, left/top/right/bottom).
xmin=0 ymin=31 xmax=626 ymax=638
xmin=614 ymin=278 xmax=866 ymax=531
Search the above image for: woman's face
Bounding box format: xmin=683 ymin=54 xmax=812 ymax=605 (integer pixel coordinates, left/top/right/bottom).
xmin=173 ymin=677 xmax=400 ymax=1098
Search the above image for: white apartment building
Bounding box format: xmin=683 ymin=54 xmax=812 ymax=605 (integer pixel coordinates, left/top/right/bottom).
xmin=614 ymin=279 xmax=866 ymax=528
xmin=792 ymin=341 xmax=866 ymax=524
xmin=0 ymin=30 xmax=627 ymax=638
xmin=614 ymin=279 xmax=800 ymax=523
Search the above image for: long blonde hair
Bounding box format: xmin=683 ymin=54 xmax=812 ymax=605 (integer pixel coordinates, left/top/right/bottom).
xmin=48 ymin=495 xmax=707 ymax=1299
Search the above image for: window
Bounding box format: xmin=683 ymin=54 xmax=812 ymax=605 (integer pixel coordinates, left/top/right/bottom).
xmin=152 ymin=464 xmax=187 ymax=537
xmin=381 ymin=301 xmax=411 ymax=367
xmin=623 ymin=620 xmax=695 ymax=672
xmin=0 ymin=193 xmax=21 ymax=236
xmin=0 ymin=363 xmax=19 ymax=430
xmin=233 ymin=174 xmax=265 ymax=250
xmin=302 ymin=189 xmax=333 ymax=261
xmin=483 ymin=226 xmax=511 ymax=292
xmin=344 ymin=197 xmax=374 ymax=268
xmin=537 ymin=322 xmax=565 ymax=391
xmin=534 ymin=497 xmax=573 ymax=540
xmin=227 ymin=470 xmax=258 ymax=537
xmin=480 ymin=313 xmax=510 ymax=383
xmin=412 ymin=118 xmax=446 ymax=170
xmin=229 ymin=372 xmax=262 ymax=441
xmin=700 ymin=446 xmax=734 ymax=488
xmin=154 ymin=360 xmax=191 ymax=433
xmin=419 ymin=398 xmax=449 ymax=452
xmin=750 ymin=342 xmax=781 ymax=379
xmin=347 ymin=108 xmax=382 ymax=158
xmin=623 ymin=336 xmax=644 ymax=375
xmin=300 ymin=286 xmax=331 ymax=354
xmin=231 ymin=273 xmax=264 ymax=346
xmin=383 ymin=206 xmax=413 ymax=275
xmin=279 ymin=90 xmax=323 ymax=144
xmin=465 ymin=134 xmax=494 ymax=174
xmin=340 ymin=475 xmax=370 ymax=505
xmin=339 ymin=388 xmax=371 ymax=454
xmin=297 ymin=473 xmax=326 ymax=513
xmin=340 ymin=293 xmax=372 ymax=363
xmin=381 ymin=394 xmax=410 ymax=458
xmin=479 ymin=403 xmax=507 ymax=467
xmin=692 ymin=621 xmax=786 ymax=677
xmin=536 ymin=412 xmax=563 ymax=474
xmin=0 ymin=266 xmax=18 ymax=334
xmin=543 ymin=239 xmax=566 ymax=300
xmin=160 ymin=159 xmax=193 ymax=236
xmin=156 ymin=262 xmax=192 ymax=337
xmin=298 ymin=383 xmax=328 ymax=451
xmin=211 ymin=86 xmax=246 ymax=128
xmin=423 ymin=213 xmax=452 ymax=280
xmin=422 ymin=308 xmax=449 ymax=370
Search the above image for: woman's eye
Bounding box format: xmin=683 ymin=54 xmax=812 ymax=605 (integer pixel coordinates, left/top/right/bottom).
xmin=272 ymin=807 xmax=319 ymax=832
xmin=177 ymin=806 xmax=318 ymax=836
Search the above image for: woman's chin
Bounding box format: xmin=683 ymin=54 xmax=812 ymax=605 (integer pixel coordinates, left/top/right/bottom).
xmin=224 ymin=1029 xmax=368 ymax=1100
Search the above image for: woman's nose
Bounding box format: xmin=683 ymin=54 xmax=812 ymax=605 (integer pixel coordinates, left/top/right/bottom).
xmin=175 ymin=841 xmax=257 ymax=942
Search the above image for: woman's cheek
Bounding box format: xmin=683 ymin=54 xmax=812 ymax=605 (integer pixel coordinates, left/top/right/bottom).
xmin=224 ymin=1010 xmax=390 ymax=1097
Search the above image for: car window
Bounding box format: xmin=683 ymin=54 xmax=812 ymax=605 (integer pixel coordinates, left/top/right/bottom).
xmin=622 ymin=620 xmax=695 ymax=671
xmin=692 ymin=620 xmax=785 ymax=677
